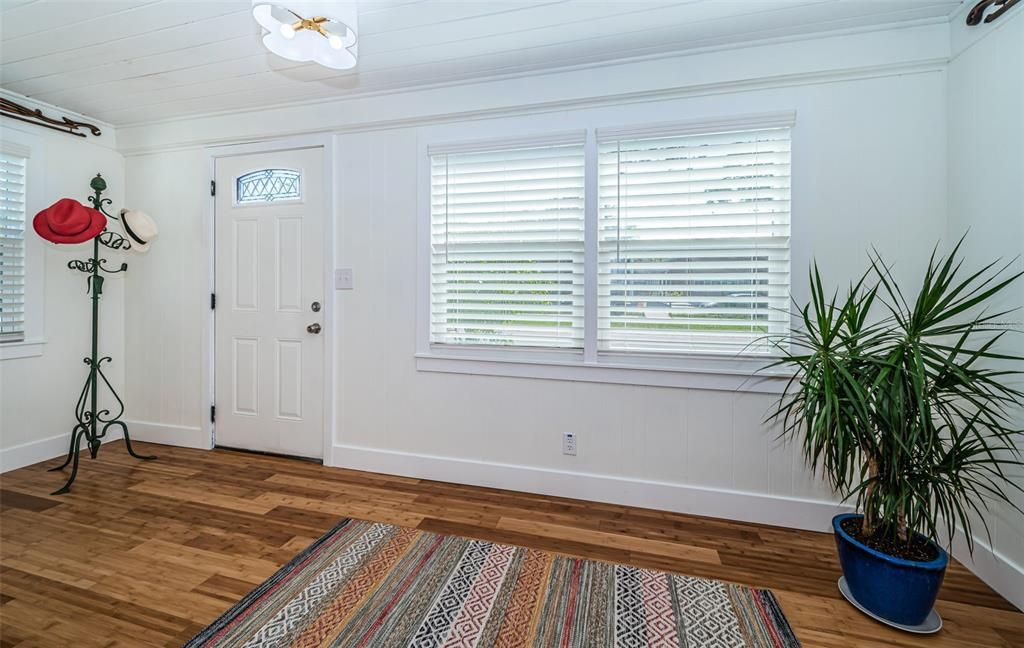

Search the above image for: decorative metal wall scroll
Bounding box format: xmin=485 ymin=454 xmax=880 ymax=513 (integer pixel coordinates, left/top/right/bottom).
xmin=0 ymin=97 xmax=102 ymax=138
xmin=49 ymin=174 xmax=155 ymax=495
xmin=966 ymin=0 xmax=1019 ymax=24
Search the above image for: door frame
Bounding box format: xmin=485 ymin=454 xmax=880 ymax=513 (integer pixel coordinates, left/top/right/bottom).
xmin=203 ymin=134 xmax=336 ymax=461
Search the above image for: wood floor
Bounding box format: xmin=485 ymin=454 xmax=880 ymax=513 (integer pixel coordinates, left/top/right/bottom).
xmin=0 ymin=441 xmax=1021 ymax=648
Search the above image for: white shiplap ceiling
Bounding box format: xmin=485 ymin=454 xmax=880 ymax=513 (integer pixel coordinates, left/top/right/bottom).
xmin=0 ymin=0 xmax=962 ymax=127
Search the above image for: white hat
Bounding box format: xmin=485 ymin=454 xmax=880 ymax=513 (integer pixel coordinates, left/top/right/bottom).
xmin=119 ymin=208 xmax=158 ymax=252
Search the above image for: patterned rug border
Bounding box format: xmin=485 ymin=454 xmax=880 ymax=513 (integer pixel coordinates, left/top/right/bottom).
xmin=185 ymin=517 xmax=801 ymax=647
xmin=184 ymin=518 xmax=357 ymax=646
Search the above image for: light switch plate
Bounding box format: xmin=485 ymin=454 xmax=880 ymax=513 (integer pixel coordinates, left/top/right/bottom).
xmin=335 ymin=268 xmax=354 ymax=290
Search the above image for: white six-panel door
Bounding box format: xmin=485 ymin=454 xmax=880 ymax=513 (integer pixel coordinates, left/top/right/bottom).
xmin=214 ymin=147 xmax=325 ymax=458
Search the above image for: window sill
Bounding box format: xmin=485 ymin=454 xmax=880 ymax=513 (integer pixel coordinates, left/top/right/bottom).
xmin=0 ymin=339 xmax=46 ymax=361
xmin=414 ymin=349 xmax=791 ymax=393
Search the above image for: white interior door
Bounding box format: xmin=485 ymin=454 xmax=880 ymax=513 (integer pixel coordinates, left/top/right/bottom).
xmin=214 ymin=147 xmax=325 ymax=458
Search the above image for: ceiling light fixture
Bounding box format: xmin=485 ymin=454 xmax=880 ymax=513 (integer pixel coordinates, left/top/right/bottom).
xmin=252 ymin=1 xmax=358 ymax=70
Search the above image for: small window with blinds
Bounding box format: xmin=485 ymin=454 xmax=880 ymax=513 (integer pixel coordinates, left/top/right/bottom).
xmin=0 ymin=151 xmax=27 ymax=344
xmin=597 ymin=125 xmax=791 ymax=355
xmin=430 ymin=139 xmax=585 ymax=349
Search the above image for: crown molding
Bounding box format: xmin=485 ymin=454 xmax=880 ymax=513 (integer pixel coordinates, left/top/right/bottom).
xmin=119 ymin=58 xmax=946 ymax=157
xmin=113 ymin=14 xmax=952 ymax=134
xmin=115 ymin=19 xmax=951 ymax=155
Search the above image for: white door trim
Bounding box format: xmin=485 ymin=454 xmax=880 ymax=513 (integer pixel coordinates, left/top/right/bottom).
xmin=204 ymin=134 xmax=336 ymax=460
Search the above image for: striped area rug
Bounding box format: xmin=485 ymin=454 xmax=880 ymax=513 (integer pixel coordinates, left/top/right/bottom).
xmin=186 ymin=519 xmax=800 ymax=647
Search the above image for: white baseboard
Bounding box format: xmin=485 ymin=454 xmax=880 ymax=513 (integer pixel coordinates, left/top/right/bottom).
xmin=951 ymin=531 xmax=1024 ymax=612
xmin=329 ymin=443 xmax=850 ymax=533
xmin=329 ymin=443 xmax=1023 ymax=610
xmin=0 ymin=422 xmax=205 ymax=474
xmin=0 ymin=429 xmax=124 ymax=473
xmin=124 ymin=420 xmax=210 ymax=450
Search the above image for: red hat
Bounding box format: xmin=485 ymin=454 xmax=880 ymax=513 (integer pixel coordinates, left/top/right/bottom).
xmin=33 ymin=198 xmax=107 ymax=244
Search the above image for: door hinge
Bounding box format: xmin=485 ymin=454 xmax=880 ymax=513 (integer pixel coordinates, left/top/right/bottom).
xmin=210 ymin=405 xmax=216 ymax=423
xmin=210 ymin=292 xmax=216 ymax=310
xmin=210 ymin=180 xmax=216 ymax=196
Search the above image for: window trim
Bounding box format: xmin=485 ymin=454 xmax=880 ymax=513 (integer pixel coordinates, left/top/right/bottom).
xmin=0 ymin=339 xmax=46 ymax=360
xmin=416 ymin=113 xmax=795 ymax=391
xmin=414 ymin=352 xmax=791 ymax=393
xmin=0 ymin=136 xmax=45 ymax=360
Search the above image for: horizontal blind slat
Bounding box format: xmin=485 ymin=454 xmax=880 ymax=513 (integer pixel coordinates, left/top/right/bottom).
xmin=431 ymin=141 xmax=585 ymax=349
xmin=0 ymin=151 xmax=27 ymax=341
xmin=597 ymin=126 xmax=791 ymax=355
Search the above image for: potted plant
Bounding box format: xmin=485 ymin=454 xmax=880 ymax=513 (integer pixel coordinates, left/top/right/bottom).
xmin=767 ymin=239 xmax=1023 ymax=632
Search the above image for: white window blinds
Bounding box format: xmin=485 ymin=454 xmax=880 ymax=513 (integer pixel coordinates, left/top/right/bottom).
xmin=430 ymin=139 xmax=585 ymax=349
xmin=597 ymin=126 xmax=791 ymax=354
xmin=0 ymin=151 xmax=27 ymax=343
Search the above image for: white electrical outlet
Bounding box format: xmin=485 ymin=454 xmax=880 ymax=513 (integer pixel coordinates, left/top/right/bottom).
xmin=562 ymin=432 xmax=577 ymax=456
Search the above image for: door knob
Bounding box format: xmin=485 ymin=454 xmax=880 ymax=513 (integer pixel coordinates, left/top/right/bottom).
xmin=306 ymin=323 xmax=321 ymax=334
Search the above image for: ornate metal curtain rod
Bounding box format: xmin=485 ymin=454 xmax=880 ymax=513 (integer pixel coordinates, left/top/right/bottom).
xmin=967 ymin=0 xmax=1019 ymax=24
xmin=0 ymin=97 xmax=102 ymax=138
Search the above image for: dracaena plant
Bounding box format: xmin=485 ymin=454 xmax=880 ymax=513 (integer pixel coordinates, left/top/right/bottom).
xmin=768 ymin=238 xmax=1024 ymax=551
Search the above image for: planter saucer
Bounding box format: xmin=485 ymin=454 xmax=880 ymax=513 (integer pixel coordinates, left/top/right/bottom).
xmin=838 ymin=577 xmax=943 ymax=634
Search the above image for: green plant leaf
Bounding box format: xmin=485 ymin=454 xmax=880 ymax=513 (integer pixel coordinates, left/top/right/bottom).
xmin=765 ymin=238 xmax=1024 ymax=551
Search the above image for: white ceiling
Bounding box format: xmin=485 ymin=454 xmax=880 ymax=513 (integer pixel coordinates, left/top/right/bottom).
xmin=0 ymin=0 xmax=963 ymax=127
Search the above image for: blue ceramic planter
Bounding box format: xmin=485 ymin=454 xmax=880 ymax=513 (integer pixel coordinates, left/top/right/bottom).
xmin=833 ymin=513 xmax=948 ymax=627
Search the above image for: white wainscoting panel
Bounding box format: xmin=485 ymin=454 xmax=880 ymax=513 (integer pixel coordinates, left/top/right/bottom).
xmin=952 ymin=532 xmax=1024 ymax=612
xmin=330 ymin=443 xmax=851 ymax=532
xmin=0 ymin=429 xmax=122 ymax=474
xmin=123 ymin=420 xmax=210 ymax=450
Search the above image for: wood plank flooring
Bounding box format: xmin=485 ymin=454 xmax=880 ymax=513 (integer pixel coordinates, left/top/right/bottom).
xmin=0 ymin=441 xmax=1021 ymax=647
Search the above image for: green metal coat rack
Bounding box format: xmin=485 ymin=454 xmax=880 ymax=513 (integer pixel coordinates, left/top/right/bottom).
xmin=49 ymin=174 xmax=156 ymax=495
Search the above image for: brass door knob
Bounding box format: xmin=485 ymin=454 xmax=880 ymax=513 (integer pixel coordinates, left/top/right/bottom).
xmin=307 ymin=323 xmax=322 ymax=334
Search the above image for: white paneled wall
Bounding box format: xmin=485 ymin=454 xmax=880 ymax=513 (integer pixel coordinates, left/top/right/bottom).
xmin=947 ymin=8 xmax=1024 ymax=609
xmin=123 ymin=150 xmax=210 ymax=449
xmin=0 ymin=113 xmax=126 ymax=468
xmin=119 ymin=37 xmax=950 ymax=534
xmin=327 ymin=69 xmax=945 ymax=528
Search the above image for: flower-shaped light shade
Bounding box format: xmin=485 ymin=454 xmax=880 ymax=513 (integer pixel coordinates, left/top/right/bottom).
xmin=252 ymin=1 xmax=358 ymax=70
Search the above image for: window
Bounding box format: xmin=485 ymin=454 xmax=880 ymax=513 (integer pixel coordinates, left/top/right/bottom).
xmin=421 ymin=114 xmax=793 ymax=381
xmin=236 ymin=168 xmax=301 ymax=204
xmin=0 ymin=150 xmax=27 ymax=344
xmin=597 ymin=125 xmax=791 ymax=355
xmin=429 ymin=137 xmax=585 ymax=349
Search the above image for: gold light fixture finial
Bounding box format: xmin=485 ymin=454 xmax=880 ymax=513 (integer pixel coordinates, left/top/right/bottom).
xmin=280 ymin=9 xmax=332 ymax=41
xmin=252 ymin=1 xmax=358 ymax=67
